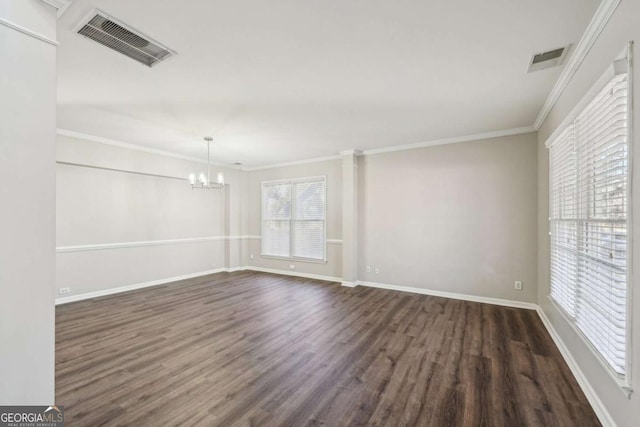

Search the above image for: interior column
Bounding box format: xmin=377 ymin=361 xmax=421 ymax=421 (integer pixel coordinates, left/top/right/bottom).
xmin=341 ymin=150 xmax=361 ymax=287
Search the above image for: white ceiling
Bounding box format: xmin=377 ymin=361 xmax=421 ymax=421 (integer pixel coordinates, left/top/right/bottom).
xmin=57 ymin=0 xmax=600 ymax=167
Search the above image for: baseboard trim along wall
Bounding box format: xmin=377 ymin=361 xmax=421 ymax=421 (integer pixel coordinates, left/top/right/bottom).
xmin=55 ymin=266 xmax=342 ymax=305
xmin=244 ymin=266 xmax=342 ymax=283
xmin=56 ymin=269 xmax=536 ymax=310
xmin=354 ymin=280 xmax=538 ymax=310
xmin=535 ymin=307 xmax=616 ymax=427
xmin=53 ymin=267 xmax=611 ymax=426
xmin=55 ymin=268 xmax=229 ymax=304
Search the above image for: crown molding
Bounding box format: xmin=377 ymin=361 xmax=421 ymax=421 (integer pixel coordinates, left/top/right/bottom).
xmin=57 ymin=125 xmax=535 ymax=173
xmin=242 ymin=126 xmax=535 ymax=171
xmin=56 ymin=129 xmax=241 ymax=169
xmin=0 ymin=17 xmax=59 ymax=46
xmin=361 ymin=125 xmax=536 ymax=156
xmin=533 ymin=0 xmax=622 ymax=130
xmin=51 ymin=0 xmax=619 ymax=173
xmin=40 ymin=0 xmax=72 ymax=18
xmin=338 ymin=149 xmax=363 ymax=157
xmin=242 ymin=154 xmax=342 ymax=171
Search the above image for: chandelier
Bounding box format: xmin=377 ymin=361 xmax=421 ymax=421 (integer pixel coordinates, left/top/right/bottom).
xmin=188 ymin=137 xmax=224 ymax=189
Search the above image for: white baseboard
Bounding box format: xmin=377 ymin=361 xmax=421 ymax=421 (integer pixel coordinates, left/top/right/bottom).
xmin=244 ymin=266 xmax=341 ymax=283
xmin=536 ymin=307 xmax=616 ymax=427
xmin=55 ymin=268 xmax=231 ymax=305
xmin=55 ymin=266 xmax=339 ymax=305
xmin=55 ymin=267 xmax=534 ymax=310
xmin=356 ymin=280 xmax=538 ymax=310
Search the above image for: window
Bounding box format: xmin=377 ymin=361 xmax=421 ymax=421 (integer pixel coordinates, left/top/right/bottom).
xmin=262 ymin=176 xmax=326 ymax=261
xmin=549 ymin=64 xmax=630 ymax=382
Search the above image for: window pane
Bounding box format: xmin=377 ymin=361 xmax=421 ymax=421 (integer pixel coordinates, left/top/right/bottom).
xmin=549 ymin=70 xmax=629 ymax=378
xmin=292 ymin=220 xmax=324 ymax=259
xmin=550 ymin=221 xmax=578 ymax=316
xmin=261 ymin=177 xmax=325 ymax=261
xmin=262 ymin=220 xmax=290 ymax=257
xmin=293 ymin=181 xmax=325 ymax=220
xmin=263 ymin=184 xmax=291 ymax=220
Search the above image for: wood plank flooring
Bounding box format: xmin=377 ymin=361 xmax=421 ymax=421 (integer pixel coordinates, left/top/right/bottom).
xmin=56 ymin=271 xmax=600 ymax=426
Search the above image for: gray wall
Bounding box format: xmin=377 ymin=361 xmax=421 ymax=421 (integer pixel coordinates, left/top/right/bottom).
xmin=537 ymin=0 xmax=640 ymax=425
xmin=0 ymin=0 xmax=57 ymax=405
xmin=359 ymin=133 xmax=538 ymax=303
xmin=57 ymin=132 xmax=539 ymax=301
xmin=56 ymin=135 xmax=242 ymax=297
xmin=55 ymin=144 xmax=345 ymax=291
xmin=246 ymin=160 xmax=343 ymax=279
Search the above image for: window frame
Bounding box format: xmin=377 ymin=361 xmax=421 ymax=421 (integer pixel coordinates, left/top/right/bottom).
xmin=260 ymin=175 xmax=327 ymax=263
xmin=545 ymin=45 xmax=633 ymax=395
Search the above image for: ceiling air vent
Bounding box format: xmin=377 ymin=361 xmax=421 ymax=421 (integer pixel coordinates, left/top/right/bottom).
xmin=527 ymin=46 xmax=569 ymax=72
xmin=76 ymin=10 xmax=175 ymax=67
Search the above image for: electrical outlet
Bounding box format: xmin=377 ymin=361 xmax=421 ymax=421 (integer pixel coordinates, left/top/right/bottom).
xmin=514 ymin=281 xmax=523 ymax=290
xmin=58 ymin=288 xmax=70 ymax=295
xmin=250 ymin=254 xmax=254 ymax=260
xmin=375 ymin=268 xmax=380 ymax=275
xmin=289 ymin=264 xmax=295 ymax=270
xmin=366 ymin=265 xmax=371 ymax=273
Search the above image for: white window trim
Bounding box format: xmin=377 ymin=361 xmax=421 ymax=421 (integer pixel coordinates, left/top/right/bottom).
xmin=546 ymin=43 xmax=634 ymax=396
xmin=260 ymin=175 xmax=327 ymax=263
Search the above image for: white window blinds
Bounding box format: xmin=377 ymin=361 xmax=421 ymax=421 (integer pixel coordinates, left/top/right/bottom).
xmin=262 ymin=177 xmax=326 ymax=261
xmin=549 ymin=70 xmax=630 ymax=378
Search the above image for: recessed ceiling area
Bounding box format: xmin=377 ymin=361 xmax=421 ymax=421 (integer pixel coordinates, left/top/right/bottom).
xmin=56 ymin=0 xmax=601 ymax=167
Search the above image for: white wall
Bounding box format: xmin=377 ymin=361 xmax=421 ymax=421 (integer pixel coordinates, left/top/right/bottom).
xmin=359 ymin=133 xmax=538 ymax=302
xmin=537 ymin=1 xmax=640 ymax=425
xmin=56 ymin=135 xmax=241 ymax=297
xmin=0 ymin=0 xmax=57 ymax=405
xmin=246 ymin=160 xmax=343 ymax=279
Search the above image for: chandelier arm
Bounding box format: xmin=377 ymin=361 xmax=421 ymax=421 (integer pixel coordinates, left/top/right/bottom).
xmin=188 ymin=136 xmax=222 ymax=190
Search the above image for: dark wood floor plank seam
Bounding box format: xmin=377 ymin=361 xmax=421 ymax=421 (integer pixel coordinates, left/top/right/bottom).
xmin=55 ymin=271 xmax=601 ymax=427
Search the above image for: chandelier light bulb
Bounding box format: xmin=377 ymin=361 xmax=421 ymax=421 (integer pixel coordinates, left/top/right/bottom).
xmin=188 ymin=137 xmax=223 ymax=190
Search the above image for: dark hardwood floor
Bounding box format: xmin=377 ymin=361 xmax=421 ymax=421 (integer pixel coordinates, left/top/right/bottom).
xmin=56 ymin=271 xmax=600 ymax=426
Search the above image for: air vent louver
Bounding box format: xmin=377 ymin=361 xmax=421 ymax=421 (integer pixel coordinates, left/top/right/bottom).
xmin=77 ymin=11 xmax=174 ymax=67
xmin=527 ymin=46 xmax=569 ymax=72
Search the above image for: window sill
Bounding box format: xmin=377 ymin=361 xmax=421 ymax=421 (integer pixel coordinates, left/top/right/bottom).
xmin=259 ymin=254 xmax=328 ymax=264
